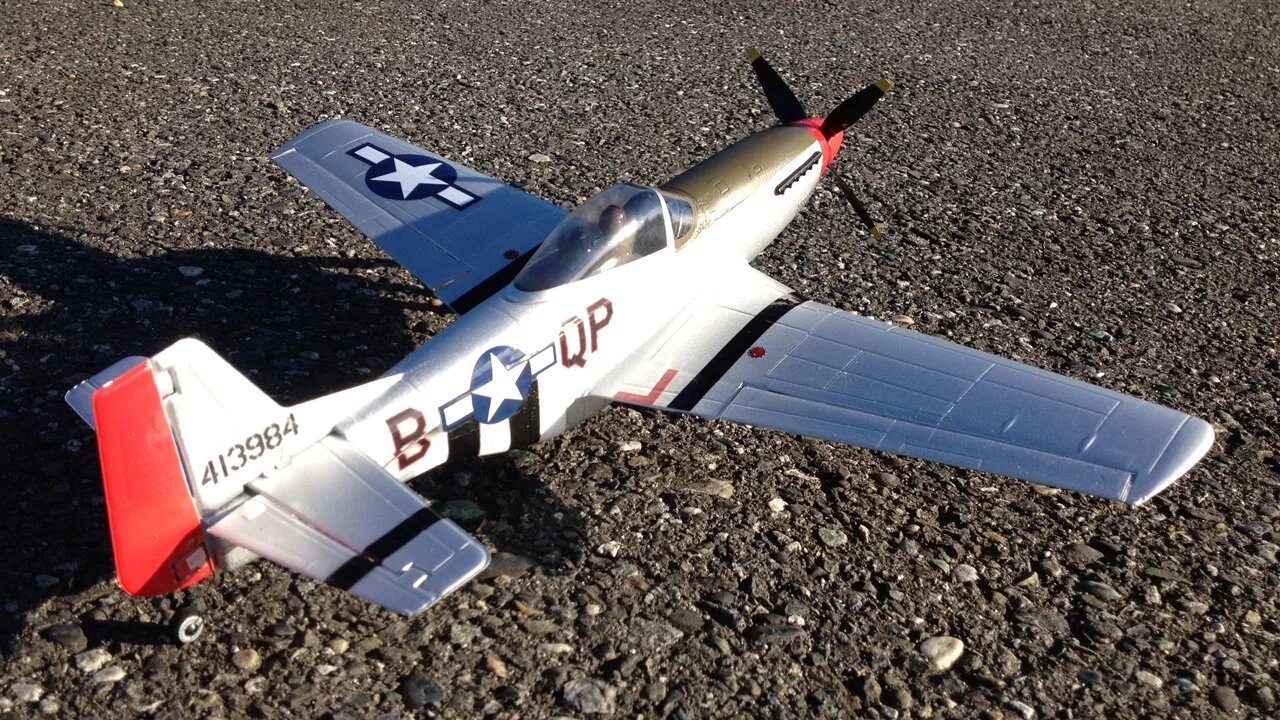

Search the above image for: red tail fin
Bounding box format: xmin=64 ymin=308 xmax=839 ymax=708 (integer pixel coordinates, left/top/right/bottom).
xmin=92 ymin=362 xmax=214 ymax=595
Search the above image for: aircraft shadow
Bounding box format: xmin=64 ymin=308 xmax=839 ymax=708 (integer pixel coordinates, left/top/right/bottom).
xmin=0 ymin=217 xmax=584 ymax=647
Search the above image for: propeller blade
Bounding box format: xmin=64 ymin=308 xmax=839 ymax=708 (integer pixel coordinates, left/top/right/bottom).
xmin=747 ymin=47 xmax=807 ymax=123
xmin=830 ymin=167 xmax=882 ymax=237
xmin=821 ymin=78 xmax=892 ymax=137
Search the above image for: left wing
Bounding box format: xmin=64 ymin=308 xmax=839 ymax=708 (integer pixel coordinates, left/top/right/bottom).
xmin=598 ymin=265 xmax=1213 ymax=505
xmin=273 ymin=120 xmax=566 ymax=313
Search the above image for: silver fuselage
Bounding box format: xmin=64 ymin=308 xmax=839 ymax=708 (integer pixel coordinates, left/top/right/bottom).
xmin=337 ymin=125 xmax=830 ymax=481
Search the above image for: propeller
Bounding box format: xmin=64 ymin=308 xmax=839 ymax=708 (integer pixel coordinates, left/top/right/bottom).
xmin=822 ymin=79 xmax=893 ymax=137
xmin=829 ymin=166 xmax=882 ymax=237
xmin=746 ymin=48 xmax=807 ymax=123
xmin=746 ymin=48 xmax=891 ymax=236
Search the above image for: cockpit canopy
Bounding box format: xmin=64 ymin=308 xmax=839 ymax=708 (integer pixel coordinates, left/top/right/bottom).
xmin=514 ymin=184 xmax=693 ymax=292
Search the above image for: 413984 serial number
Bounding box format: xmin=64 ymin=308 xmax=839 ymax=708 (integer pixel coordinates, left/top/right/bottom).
xmin=202 ymin=414 xmax=299 ymax=485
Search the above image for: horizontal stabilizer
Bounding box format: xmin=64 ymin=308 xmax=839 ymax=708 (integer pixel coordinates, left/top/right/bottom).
xmin=207 ymin=436 xmax=489 ymax=614
xmin=66 ymin=356 xmax=147 ymax=429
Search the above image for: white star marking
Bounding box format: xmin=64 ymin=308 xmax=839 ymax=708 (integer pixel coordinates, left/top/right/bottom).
xmin=471 ymin=353 xmax=526 ymax=422
xmin=370 ymin=158 xmax=447 ymax=199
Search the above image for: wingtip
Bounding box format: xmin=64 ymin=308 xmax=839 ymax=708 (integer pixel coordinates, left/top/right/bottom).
xmin=1126 ymin=415 xmax=1216 ymax=506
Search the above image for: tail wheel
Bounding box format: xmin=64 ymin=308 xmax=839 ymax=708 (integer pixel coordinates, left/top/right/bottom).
xmin=170 ymin=606 xmax=205 ymax=645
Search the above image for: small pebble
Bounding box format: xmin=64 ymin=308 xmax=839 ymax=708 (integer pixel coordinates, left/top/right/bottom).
xmin=232 ymin=648 xmax=262 ymax=673
xmin=918 ymin=636 xmax=964 ymax=671
xmin=1006 ymin=699 xmax=1035 ymax=719
xmin=1135 ymin=670 xmax=1163 ymax=688
xmin=1081 ymin=581 xmax=1122 ymax=602
xmin=91 ymin=666 xmax=125 ymax=684
xmin=74 ymin=648 xmax=111 ymax=673
xmin=817 ymin=527 xmax=847 ymax=547
xmin=43 ymin=623 xmax=87 ymax=652
xmin=398 ymin=672 xmax=445 ymax=709
xmin=1211 ymin=686 xmax=1241 ymax=712
xmin=1063 ymin=543 xmax=1103 ymax=566
xmin=691 ymin=479 xmax=734 ymax=499
xmin=485 ymin=655 xmax=508 ymax=679
xmin=562 ymin=678 xmax=616 ymax=715
xmin=11 ymin=683 xmax=42 ymax=703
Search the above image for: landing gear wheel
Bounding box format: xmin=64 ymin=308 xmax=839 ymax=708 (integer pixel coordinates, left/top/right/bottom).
xmin=170 ymin=606 xmax=205 ymax=645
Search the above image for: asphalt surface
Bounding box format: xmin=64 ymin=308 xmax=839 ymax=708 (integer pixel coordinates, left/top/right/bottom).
xmin=2 ymin=0 xmax=1279 ymax=717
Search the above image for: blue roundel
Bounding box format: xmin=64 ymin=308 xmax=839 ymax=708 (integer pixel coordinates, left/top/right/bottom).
xmin=364 ymin=153 xmax=459 ymax=201
xmin=469 ymin=346 xmax=533 ymax=425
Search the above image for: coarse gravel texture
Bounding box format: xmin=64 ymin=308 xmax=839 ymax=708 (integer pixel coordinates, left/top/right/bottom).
xmin=1 ymin=0 xmax=1278 ymax=718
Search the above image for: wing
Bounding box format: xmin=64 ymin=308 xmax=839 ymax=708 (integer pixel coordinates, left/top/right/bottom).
xmin=272 ymin=120 xmax=566 ymax=313
xmin=600 ymin=265 xmax=1213 ymax=505
xmin=206 ymin=436 xmax=489 ymax=614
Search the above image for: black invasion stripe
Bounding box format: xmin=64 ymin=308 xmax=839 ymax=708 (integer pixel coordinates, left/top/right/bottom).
xmin=448 ymin=418 xmax=481 ymax=459
xmin=775 ymin=151 xmax=822 ymax=196
xmin=668 ymin=297 xmax=800 ymax=412
xmin=448 ymin=245 xmax=540 ymax=314
xmin=508 ymin=380 xmax=541 ymax=449
xmin=325 ymin=507 xmax=443 ymax=590
xmin=326 ymin=556 xmax=377 ymax=591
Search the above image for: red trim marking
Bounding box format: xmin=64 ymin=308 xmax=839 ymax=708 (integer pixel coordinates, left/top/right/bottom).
xmin=503 ymin=249 xmax=520 ymax=260
xmin=613 ymin=369 xmax=679 ymax=405
xmin=788 ymin=117 xmax=844 ymax=172
xmin=92 ymin=362 xmax=213 ymax=596
xmin=748 ymin=346 xmax=767 ymax=358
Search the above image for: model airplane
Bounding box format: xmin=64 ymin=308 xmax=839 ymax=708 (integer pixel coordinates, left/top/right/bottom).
xmin=67 ymin=50 xmax=1213 ymax=640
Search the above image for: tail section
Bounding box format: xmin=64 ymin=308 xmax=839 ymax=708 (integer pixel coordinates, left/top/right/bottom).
xmin=87 ymin=359 xmax=215 ymax=595
xmin=68 ymin=339 xmax=490 ymax=613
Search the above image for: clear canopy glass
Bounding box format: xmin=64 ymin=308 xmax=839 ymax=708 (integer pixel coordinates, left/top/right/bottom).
xmin=514 ymin=184 xmax=678 ymax=292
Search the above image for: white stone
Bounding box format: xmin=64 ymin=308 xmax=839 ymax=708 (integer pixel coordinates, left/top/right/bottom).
xmin=918 ymin=636 xmax=965 ymax=671
xmin=768 ymin=497 xmax=788 ymax=513
xmin=91 ymin=666 xmax=125 ymax=683
xmin=1135 ymin=670 xmax=1163 ymax=688
xmin=1006 ymin=699 xmax=1036 ymax=719
xmin=74 ymin=648 xmax=111 ymax=673
xmin=11 ymin=683 xmax=42 ymax=703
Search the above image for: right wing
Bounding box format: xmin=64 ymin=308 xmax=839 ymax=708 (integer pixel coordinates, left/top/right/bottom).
xmin=273 ymin=120 xmax=566 ymax=313
xmin=600 ymin=264 xmax=1213 ymax=505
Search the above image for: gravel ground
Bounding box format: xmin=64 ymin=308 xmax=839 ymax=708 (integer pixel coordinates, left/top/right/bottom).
xmin=2 ymin=0 xmax=1279 ymax=717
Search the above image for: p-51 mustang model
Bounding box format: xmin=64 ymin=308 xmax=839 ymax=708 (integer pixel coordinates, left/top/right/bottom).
xmin=67 ymin=50 xmax=1213 ymax=636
